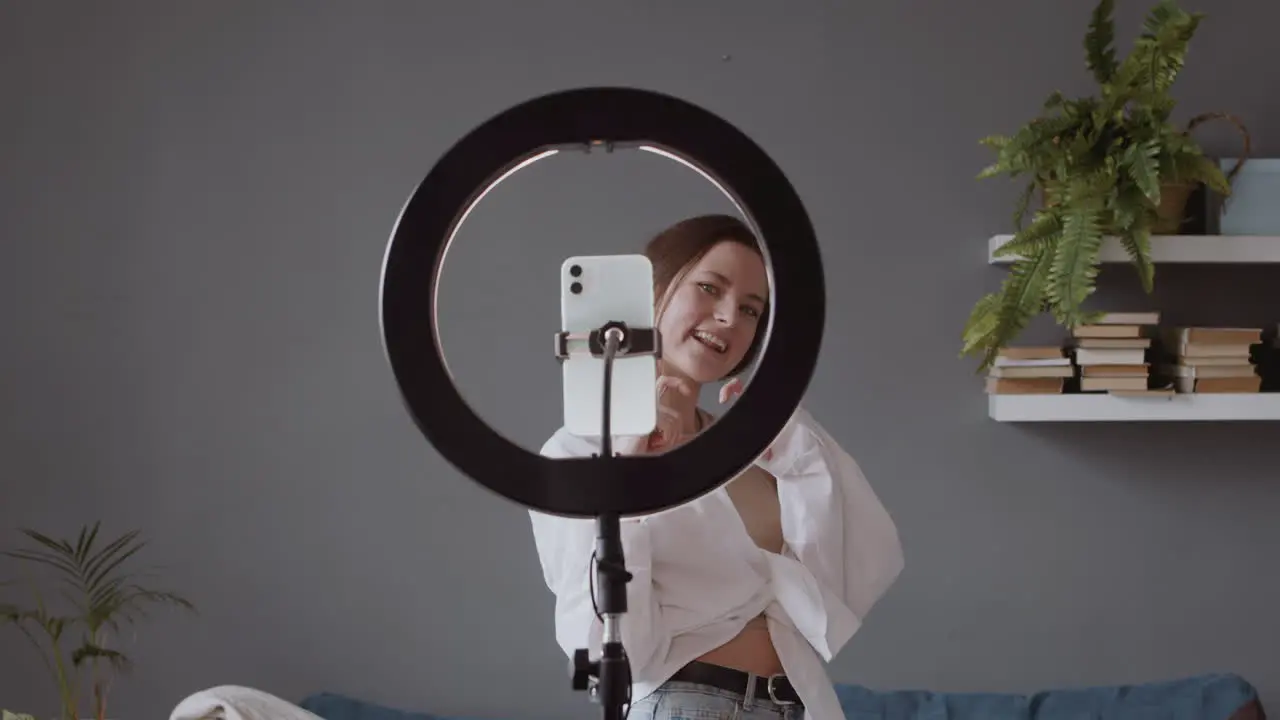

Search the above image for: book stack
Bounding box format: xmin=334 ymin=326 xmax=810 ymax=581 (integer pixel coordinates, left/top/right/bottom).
xmin=1156 ymin=326 xmax=1263 ymax=393
xmin=1069 ymin=311 xmax=1159 ymax=393
xmin=985 ymin=345 xmax=1072 ymax=394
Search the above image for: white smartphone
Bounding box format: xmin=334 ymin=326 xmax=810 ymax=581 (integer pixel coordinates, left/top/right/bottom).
xmin=560 ymin=254 xmax=658 ymax=439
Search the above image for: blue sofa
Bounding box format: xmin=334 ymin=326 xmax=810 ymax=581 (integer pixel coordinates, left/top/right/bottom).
xmin=298 ymin=672 xmax=1265 ymax=720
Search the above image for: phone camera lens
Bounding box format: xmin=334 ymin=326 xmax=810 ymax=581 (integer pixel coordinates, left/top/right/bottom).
xmin=569 ymin=264 xmax=582 ymax=277
xmin=570 ymin=282 xmax=583 ymax=295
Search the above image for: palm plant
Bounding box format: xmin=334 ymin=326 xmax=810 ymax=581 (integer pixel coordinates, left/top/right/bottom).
xmin=961 ymin=0 xmax=1237 ymax=370
xmin=1 ymin=523 xmax=196 ymax=720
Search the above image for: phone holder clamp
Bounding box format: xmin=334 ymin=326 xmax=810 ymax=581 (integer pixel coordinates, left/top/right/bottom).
xmin=554 ymin=321 xmax=662 ymax=361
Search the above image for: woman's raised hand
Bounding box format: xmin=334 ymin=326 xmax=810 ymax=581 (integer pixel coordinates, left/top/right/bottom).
xmin=611 ymin=375 xmax=699 ymax=456
xmin=718 ymin=377 xmax=745 ymax=404
xmin=649 ymin=375 xmax=697 ymax=451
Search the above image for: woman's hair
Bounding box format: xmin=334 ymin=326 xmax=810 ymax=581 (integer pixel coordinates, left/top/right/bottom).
xmin=644 ymin=213 xmax=768 ymax=379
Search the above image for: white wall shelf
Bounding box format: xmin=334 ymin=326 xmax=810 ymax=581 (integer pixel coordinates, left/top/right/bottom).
xmin=989 ymin=393 xmax=1280 ymax=422
xmin=987 ymin=234 xmax=1280 ymax=265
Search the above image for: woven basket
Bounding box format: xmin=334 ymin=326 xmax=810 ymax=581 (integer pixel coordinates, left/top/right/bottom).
xmin=1151 ymin=111 xmax=1250 ymax=233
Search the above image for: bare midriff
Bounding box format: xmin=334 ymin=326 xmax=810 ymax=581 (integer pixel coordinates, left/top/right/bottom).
xmin=695 ymin=615 xmax=785 ymax=676
xmin=694 ymin=459 xmax=786 ymax=676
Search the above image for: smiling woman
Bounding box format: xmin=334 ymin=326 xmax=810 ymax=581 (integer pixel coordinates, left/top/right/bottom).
xmin=649 ymin=214 xmax=770 ymax=387
xmin=529 ymin=212 xmax=905 ymax=720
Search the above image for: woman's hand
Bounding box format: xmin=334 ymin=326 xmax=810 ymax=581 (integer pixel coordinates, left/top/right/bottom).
xmin=719 ymin=377 xmax=773 ymax=461
xmin=611 ymin=376 xmax=695 ymax=456
xmin=718 ymin=376 xmax=745 ymax=404
xmin=648 ymin=375 xmax=697 ymax=451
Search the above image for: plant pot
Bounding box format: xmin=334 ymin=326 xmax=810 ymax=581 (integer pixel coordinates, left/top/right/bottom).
xmin=1153 ymin=181 xmax=1196 ymax=234
xmin=1038 ymin=178 xmax=1198 ymax=235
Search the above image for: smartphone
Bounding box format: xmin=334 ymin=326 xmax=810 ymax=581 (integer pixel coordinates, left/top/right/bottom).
xmin=560 ymin=254 xmax=658 ymax=439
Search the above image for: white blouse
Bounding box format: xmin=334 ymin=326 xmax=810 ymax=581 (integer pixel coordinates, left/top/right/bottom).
xmin=528 ymin=406 xmax=905 ymax=720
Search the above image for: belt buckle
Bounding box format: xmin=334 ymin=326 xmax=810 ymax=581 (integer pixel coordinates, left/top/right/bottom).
xmin=766 ymin=674 xmax=796 ymax=705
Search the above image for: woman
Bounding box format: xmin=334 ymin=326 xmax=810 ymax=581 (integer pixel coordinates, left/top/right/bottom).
xmin=529 ymin=214 xmax=904 ymax=719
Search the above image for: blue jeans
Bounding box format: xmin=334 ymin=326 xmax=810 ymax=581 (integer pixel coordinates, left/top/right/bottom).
xmin=628 ymin=680 xmax=805 ymax=719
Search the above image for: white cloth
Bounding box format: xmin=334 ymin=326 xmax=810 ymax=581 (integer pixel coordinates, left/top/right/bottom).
xmin=169 ymin=685 xmax=322 ymax=720
xmin=529 ymin=405 xmax=905 ymax=720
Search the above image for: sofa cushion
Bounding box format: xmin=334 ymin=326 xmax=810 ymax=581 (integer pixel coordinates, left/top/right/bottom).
xmin=833 ymin=672 xmax=1260 ymax=720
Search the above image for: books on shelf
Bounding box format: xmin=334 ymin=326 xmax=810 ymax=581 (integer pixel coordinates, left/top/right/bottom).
xmin=1070 ymin=311 xmax=1158 ymax=394
xmin=985 ymin=346 xmax=1070 ymax=394
xmin=983 ymin=314 xmax=1275 ymax=397
xmin=1154 ymin=326 xmax=1263 ymax=393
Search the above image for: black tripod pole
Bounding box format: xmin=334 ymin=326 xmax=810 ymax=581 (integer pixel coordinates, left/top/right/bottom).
xmin=570 ymin=325 xmax=635 ymax=719
xmin=594 ymin=511 xmax=631 ymax=720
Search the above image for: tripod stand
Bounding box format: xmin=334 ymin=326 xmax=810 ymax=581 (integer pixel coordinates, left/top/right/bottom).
xmin=555 ymin=321 xmax=656 ymax=720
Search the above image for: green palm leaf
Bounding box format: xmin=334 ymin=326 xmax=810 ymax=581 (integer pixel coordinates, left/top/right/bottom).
xmin=71 ymin=643 xmax=131 ymax=672
xmin=2 ymin=522 xmax=197 ymax=720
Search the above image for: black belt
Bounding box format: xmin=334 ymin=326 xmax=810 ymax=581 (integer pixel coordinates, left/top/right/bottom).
xmin=668 ymin=661 xmax=802 ymax=706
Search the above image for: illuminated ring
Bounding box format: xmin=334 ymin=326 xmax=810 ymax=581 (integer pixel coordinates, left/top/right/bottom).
xmin=379 ymin=87 xmax=824 ymax=517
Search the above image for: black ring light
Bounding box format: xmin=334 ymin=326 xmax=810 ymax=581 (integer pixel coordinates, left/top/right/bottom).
xmin=379 ymin=86 xmax=825 ymax=518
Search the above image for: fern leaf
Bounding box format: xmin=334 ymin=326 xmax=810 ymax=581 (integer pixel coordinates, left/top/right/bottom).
xmin=1085 ymin=0 xmax=1118 ymax=83
xmin=1170 ymin=153 xmax=1231 ymax=194
xmin=1129 ymin=2 xmax=1202 ymax=95
xmin=1119 ymin=219 xmax=1155 ymax=293
xmin=961 ymin=249 xmax=1054 ymax=370
xmin=976 ymin=163 xmax=1005 ymax=180
xmin=960 ymin=292 xmax=1002 ymax=361
xmin=1012 ymin=180 xmax=1036 ymax=229
xmin=1123 ymin=139 xmax=1162 ymax=203
xmin=1047 ymin=203 xmax=1105 ymax=327
xmin=993 ymin=212 xmax=1063 ymax=259
xmin=984 ymin=250 xmax=1055 ymax=369
xmin=1142 ymin=0 xmax=1181 ymax=34
xmin=1109 ymin=181 xmax=1146 ymax=232
xmin=977 ymin=135 xmax=1014 ymax=179
xmin=1042 ymin=90 xmax=1068 ymax=111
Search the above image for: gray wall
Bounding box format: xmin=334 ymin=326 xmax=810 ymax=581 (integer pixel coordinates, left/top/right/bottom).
xmin=3 ymin=2 xmax=1279 ymax=718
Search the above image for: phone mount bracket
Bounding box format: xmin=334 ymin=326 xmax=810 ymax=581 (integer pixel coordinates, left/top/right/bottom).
xmin=554 ymin=320 xmax=662 ymax=361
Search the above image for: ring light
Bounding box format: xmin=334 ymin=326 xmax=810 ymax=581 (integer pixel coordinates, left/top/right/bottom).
xmin=379 ymin=86 xmax=825 ymax=518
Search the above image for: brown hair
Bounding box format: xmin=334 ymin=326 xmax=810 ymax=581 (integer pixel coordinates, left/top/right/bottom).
xmin=644 ymin=214 xmax=769 ymax=379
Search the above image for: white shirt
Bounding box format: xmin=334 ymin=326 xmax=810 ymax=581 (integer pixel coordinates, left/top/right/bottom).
xmin=528 ymin=406 xmax=905 ymax=720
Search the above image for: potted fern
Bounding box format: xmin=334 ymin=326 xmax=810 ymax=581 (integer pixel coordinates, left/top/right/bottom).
xmin=960 ymin=0 xmax=1247 ymax=370
xmin=1 ymin=523 xmax=196 ymax=720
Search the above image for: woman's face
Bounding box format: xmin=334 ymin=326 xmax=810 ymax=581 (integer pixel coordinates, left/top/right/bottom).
xmin=656 ymin=240 xmax=769 ymax=385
